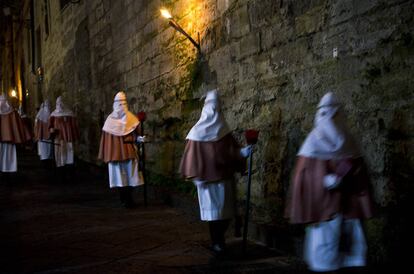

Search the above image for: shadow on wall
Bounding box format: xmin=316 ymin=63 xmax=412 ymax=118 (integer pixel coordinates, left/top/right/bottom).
xmin=74 ymin=18 xmax=91 ymax=92
xmin=148 ymin=53 xmax=216 ymax=180
xmin=199 ymin=53 xmax=218 ymax=91
xmin=382 ymin=109 xmax=413 ymax=266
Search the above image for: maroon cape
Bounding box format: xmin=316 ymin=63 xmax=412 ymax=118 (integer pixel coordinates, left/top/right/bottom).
xmin=48 ymin=116 xmax=80 ymax=142
xmin=0 ymin=111 xmax=32 ymax=144
xmin=285 ymin=156 xmax=374 ymax=224
xmin=179 ymin=133 xmax=246 ymax=182
xmin=34 ymin=120 xmax=50 ymax=141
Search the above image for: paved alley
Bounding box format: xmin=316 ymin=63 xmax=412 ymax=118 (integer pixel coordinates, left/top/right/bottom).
xmin=0 ymin=149 xmax=306 ymax=274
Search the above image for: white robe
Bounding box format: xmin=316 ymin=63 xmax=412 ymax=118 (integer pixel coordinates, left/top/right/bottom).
xmin=54 ymin=140 xmax=74 ymax=167
xmin=108 ymin=159 xmax=144 ymax=188
xmin=193 ymin=179 xmax=236 ymax=221
xmin=0 ymin=143 xmax=17 ymax=172
xmin=38 ymin=141 xmax=53 ymax=160
xmin=304 ymin=214 xmax=367 ymax=272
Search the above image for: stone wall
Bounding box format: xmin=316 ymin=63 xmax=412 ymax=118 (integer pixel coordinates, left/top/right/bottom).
xmin=28 ymin=0 xmax=413 ymax=263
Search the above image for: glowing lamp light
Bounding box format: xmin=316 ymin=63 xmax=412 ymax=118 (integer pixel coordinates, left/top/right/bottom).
xmin=160 ymin=8 xmax=172 ymax=19
xmin=160 ymin=8 xmax=200 ymax=51
xmin=11 ymin=89 xmax=17 ymax=97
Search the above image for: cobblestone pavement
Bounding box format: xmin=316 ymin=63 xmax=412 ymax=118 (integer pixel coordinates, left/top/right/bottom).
xmin=0 ymin=149 xmax=306 ymax=274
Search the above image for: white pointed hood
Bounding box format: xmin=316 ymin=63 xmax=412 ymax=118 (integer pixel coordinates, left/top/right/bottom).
xmin=0 ymin=94 xmax=13 ymax=114
xmin=186 ymin=89 xmax=231 ymax=142
xmin=50 ymin=96 xmax=74 ymax=117
xmin=36 ymin=100 xmax=51 ymax=122
xmin=298 ymin=92 xmax=360 ymax=160
xmin=102 ymin=91 xmax=139 ymax=136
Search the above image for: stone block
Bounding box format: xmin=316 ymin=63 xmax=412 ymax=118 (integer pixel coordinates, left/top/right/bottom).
xmin=249 ymin=0 xmax=282 ymax=29
xmin=208 ymin=45 xmax=238 ymax=84
xmin=126 ymin=68 xmax=140 ymax=88
xmin=238 ymin=32 xmax=260 ymax=60
xmin=103 ymin=0 xmax=111 ymax=13
xmin=295 ymin=5 xmax=324 ymax=36
xmin=329 ymin=0 xmax=354 ymax=26
xmin=217 ymin=0 xmax=231 ymax=16
xmin=89 ymin=0 xmax=103 ymax=10
xmin=254 ymin=54 xmax=272 ymax=77
xmin=355 ymin=0 xmax=380 ymax=15
xmin=131 ymin=50 xmax=143 ymax=68
xmin=95 ymin=4 xmax=104 ymax=21
xmin=230 ymin=4 xmax=250 ymax=38
xmin=157 ymin=54 xmax=175 ymax=76
xmin=133 ymin=0 xmax=144 ymax=11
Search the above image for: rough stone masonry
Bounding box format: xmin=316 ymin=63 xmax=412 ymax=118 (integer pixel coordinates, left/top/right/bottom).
xmin=24 ymin=0 xmax=414 ymax=264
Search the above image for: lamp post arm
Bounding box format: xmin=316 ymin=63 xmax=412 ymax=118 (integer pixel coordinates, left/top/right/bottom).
xmin=169 ymin=20 xmax=200 ymax=51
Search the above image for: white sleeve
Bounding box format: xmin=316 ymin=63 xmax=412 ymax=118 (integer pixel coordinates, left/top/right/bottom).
xmin=240 ymin=145 xmax=252 ymax=158
xmin=136 ymin=135 xmax=146 ymax=143
xmin=323 ymin=174 xmax=342 ymax=190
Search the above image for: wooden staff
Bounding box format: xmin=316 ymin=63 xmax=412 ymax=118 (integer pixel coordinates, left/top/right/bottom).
xmin=242 ymin=129 xmax=259 ymax=254
xmin=137 ymin=112 xmax=147 ymax=206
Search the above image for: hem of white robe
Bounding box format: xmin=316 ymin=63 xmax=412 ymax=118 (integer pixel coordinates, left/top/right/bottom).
xmin=304 ymin=215 xmax=367 ymax=272
xmin=0 ymin=169 xmax=17 ymax=173
xmin=341 ymin=257 xmax=366 ymax=268
xmin=38 ymin=141 xmax=53 ymax=160
xmin=308 ymin=260 xmax=366 ymax=272
xmin=108 ymin=159 xmax=144 ymax=188
xmin=109 ymin=182 xmax=144 ymax=188
xmin=0 ymin=143 xmax=17 ymax=172
xmin=54 ymin=141 xmax=74 ymax=167
xmin=194 ymin=179 xmax=236 ymax=222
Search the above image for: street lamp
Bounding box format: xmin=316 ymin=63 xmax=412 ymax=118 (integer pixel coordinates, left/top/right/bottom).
xmin=160 ymin=8 xmax=200 ymax=52
xmin=11 ymin=89 xmax=17 ymax=97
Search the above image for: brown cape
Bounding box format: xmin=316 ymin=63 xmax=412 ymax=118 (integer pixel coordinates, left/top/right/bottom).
xmin=179 ymin=133 xmax=246 ymax=182
xmin=34 ymin=120 xmax=50 ymax=141
xmin=0 ymin=111 xmax=32 ymax=144
xmin=98 ymin=127 xmax=140 ymax=163
xmin=285 ymin=156 xmax=374 ymax=224
xmin=48 ymin=116 xmax=80 ymax=142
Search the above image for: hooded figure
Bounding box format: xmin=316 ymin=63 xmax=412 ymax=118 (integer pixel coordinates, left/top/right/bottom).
xmin=0 ymin=95 xmax=31 ymax=174
xmin=35 ymin=100 xmax=53 ymax=160
xmin=18 ymin=106 xmax=34 ymax=150
xmin=179 ymin=89 xmax=251 ymax=254
xmin=285 ymin=92 xmax=374 ymax=272
xmin=98 ymin=91 xmax=145 ymax=208
xmin=48 ymin=96 xmax=79 ymax=169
